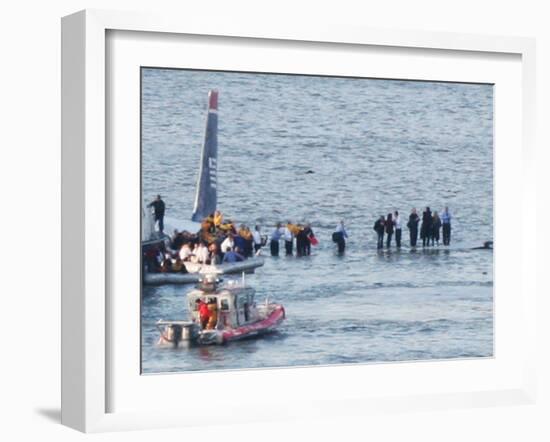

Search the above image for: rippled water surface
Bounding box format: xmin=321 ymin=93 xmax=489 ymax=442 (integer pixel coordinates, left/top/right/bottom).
xmin=141 ymin=68 xmax=493 ymax=374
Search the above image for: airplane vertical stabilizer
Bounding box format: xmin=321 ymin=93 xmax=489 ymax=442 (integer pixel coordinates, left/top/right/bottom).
xmin=191 ymin=90 xmax=218 ymax=222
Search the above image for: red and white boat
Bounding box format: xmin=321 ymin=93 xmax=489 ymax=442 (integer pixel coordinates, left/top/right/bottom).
xmin=157 ymin=275 xmax=285 ymax=346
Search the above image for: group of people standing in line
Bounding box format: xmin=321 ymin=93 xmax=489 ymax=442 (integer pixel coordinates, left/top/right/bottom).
xmin=144 ymin=196 xmax=454 ymax=271
xmin=269 ymin=222 xmax=317 ymax=257
xmin=373 ymin=207 xmax=452 ymax=249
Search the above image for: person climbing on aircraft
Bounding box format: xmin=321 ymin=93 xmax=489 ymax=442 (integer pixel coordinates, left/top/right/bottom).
xmin=147 ymin=194 xmax=166 ymax=234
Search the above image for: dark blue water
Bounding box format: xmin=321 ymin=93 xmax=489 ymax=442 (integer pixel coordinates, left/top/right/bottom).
xmin=141 ymin=68 xmax=493 ymax=374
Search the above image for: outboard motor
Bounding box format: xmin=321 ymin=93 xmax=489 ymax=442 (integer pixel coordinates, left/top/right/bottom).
xmin=157 ymin=321 xmax=200 ymax=347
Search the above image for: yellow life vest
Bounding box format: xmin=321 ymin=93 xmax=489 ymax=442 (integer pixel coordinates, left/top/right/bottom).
xmin=214 ymin=212 xmax=224 ymax=227
xmin=288 ymin=224 xmax=302 ymax=236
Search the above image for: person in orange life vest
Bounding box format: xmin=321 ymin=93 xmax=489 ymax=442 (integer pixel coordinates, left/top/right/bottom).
xmin=213 ymin=210 xmax=224 ymax=227
xmin=206 ymin=299 xmax=218 ymax=330
xmin=196 ymin=299 xmax=210 ymax=329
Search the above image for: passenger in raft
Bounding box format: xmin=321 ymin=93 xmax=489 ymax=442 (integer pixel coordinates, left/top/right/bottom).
xmin=222 ymin=247 xmax=245 ymax=263
xmin=407 ymin=208 xmax=420 ymax=247
xmin=213 ymin=210 xmax=224 ymax=227
xmin=233 ymin=229 xmax=246 ymax=256
xmin=147 ymin=194 xmax=165 ymax=234
xmin=238 ymin=225 xmax=254 ymax=257
xmin=171 ymin=256 xmax=188 ymax=273
xmin=270 ymin=223 xmax=284 ymax=257
xmin=373 ymin=216 xmax=385 ymax=250
xmin=178 ymin=243 xmax=192 ymax=261
xmin=171 ymin=229 xmax=184 ymax=251
xmin=143 ymin=246 xmax=160 ymax=273
xmin=332 ymin=220 xmax=348 ymax=255
xmin=441 ymin=206 xmax=452 ymax=245
xmin=160 ymin=254 xmax=173 ymax=273
xmin=220 ymin=233 xmax=235 ymax=258
xmin=195 ymin=241 xmax=210 ymax=264
xmin=208 ymin=243 xmax=221 ymax=265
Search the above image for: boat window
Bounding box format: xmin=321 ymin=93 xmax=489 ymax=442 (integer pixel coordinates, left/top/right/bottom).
xmin=220 ymin=299 xmax=230 ymax=311
xmin=244 ymin=302 xmax=249 ymax=321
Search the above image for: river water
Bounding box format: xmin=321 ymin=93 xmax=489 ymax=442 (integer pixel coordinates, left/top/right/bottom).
xmin=141 ymin=68 xmax=494 ymax=374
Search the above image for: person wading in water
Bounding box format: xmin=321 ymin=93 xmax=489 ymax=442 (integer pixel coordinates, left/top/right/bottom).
xmin=385 ymin=213 xmax=394 ymax=248
xmin=332 ymin=220 xmax=348 ymax=255
xmin=421 ymin=207 xmax=433 ymax=247
xmin=373 ymin=216 xmax=385 ymax=250
xmin=407 ymin=208 xmax=420 ymax=247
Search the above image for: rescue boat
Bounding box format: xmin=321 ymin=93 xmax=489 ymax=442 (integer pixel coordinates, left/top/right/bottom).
xmin=156 ymin=274 xmax=285 ymax=346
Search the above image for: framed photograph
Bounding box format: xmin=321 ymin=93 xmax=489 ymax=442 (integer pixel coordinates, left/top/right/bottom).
xmin=61 ymin=9 xmax=537 ymax=432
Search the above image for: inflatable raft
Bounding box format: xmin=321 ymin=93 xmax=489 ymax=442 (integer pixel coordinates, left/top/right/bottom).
xmin=143 ymin=256 xmax=265 ymax=286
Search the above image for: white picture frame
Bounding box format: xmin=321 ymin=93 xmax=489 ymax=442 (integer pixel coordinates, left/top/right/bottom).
xmin=61 ymin=9 xmax=537 ymax=433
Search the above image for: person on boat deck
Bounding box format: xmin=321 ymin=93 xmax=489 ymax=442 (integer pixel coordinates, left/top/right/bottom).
xmin=206 ymin=299 xmax=218 ymax=330
xmin=333 ymin=220 xmax=348 ymax=255
xmin=270 ymin=223 xmax=284 ymax=257
xmin=283 ymin=221 xmax=296 ymax=256
xmin=213 ymin=210 xmax=224 ymax=227
xmin=431 ymin=211 xmax=442 ymax=246
xmin=407 ymin=208 xmax=420 ymax=247
xmin=195 ymin=241 xmax=210 ymax=264
xmin=421 ymin=207 xmax=433 ymax=247
xmin=394 ymin=211 xmax=402 ymax=248
xmin=196 ymin=299 xmax=210 ymax=329
xmin=222 ymin=247 xmax=245 ymax=263
xmin=252 ymin=225 xmax=263 ymax=253
xmin=147 ymin=194 xmax=165 ymax=234
xmin=385 ymin=213 xmax=394 ymax=248
xmin=441 ymin=206 xmax=452 ymax=245
xmin=373 ymin=216 xmax=385 ymax=250
xmin=220 ymin=233 xmax=235 ymax=257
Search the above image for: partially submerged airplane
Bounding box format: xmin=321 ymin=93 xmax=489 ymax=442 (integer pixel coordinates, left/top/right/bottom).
xmin=142 ymin=90 xmax=264 ymax=285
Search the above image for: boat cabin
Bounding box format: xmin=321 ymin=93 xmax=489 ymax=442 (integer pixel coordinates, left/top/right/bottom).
xmin=187 ymin=278 xmax=259 ymax=329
